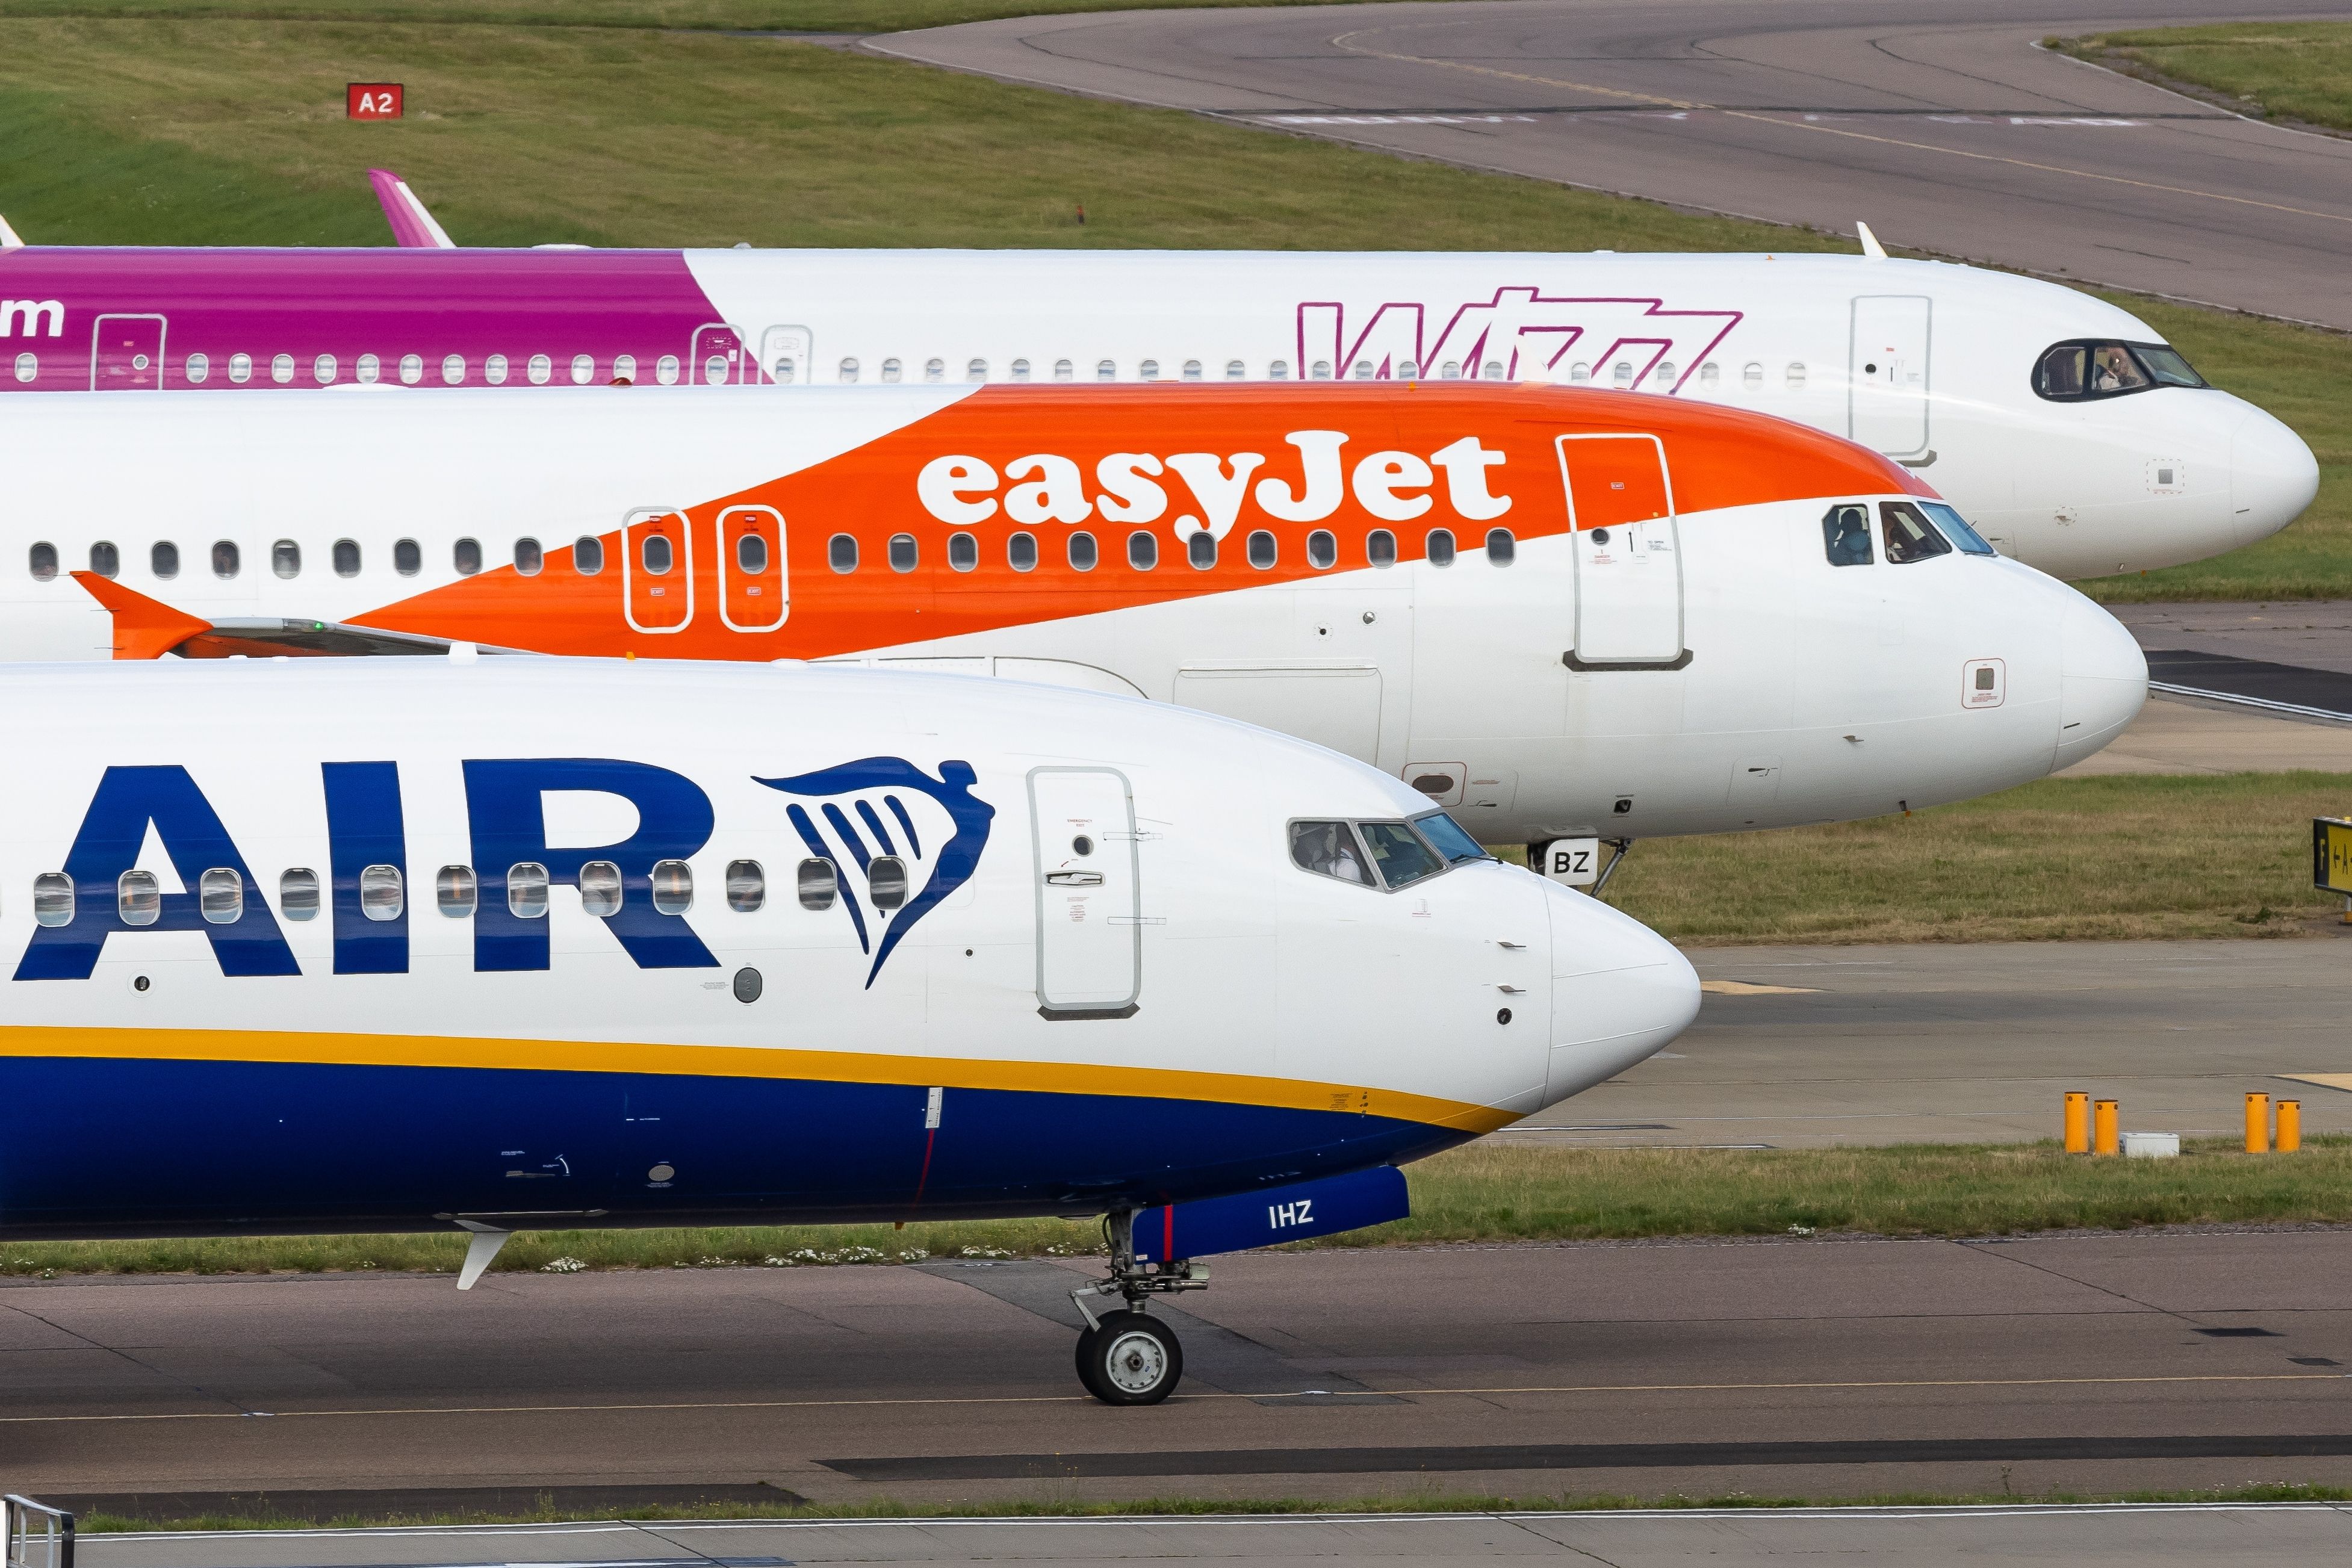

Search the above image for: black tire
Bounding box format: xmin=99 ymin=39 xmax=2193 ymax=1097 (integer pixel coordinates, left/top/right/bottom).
xmin=1076 ymin=1310 xmax=1182 ymax=1405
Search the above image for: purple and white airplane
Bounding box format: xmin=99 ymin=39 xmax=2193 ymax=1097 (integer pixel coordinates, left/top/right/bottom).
xmin=0 ymin=172 xmax=2314 ymax=577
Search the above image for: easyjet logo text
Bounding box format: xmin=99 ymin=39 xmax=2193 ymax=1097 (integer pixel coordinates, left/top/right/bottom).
xmin=916 ymin=432 xmax=1512 ymax=541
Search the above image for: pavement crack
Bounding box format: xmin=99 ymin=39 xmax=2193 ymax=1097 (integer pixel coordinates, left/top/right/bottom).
xmin=1954 ymin=1237 xmax=2208 ymax=1325
xmin=0 ymin=1297 xmax=264 ymax=1416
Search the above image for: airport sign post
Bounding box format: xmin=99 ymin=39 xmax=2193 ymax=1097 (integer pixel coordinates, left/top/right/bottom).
xmin=2315 ymin=816 xmax=2352 ymax=922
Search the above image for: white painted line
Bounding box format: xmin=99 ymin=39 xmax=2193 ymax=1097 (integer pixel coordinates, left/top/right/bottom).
xmin=2149 ymin=681 xmax=2352 ymax=724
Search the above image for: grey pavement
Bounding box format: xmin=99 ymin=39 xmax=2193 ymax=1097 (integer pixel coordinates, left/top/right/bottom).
xmin=871 ymin=0 xmax=2352 ymax=326
xmin=14 ymin=1229 xmax=2352 ymax=1521
xmin=2114 ymin=603 xmax=2352 ymax=681
xmin=1510 ymin=938 xmax=2352 ymax=1147
xmin=63 ymin=1503 xmax=2352 ymax=1566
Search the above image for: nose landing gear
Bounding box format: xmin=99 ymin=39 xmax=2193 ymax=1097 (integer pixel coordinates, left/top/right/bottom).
xmin=1070 ymin=1209 xmax=1207 ymax=1405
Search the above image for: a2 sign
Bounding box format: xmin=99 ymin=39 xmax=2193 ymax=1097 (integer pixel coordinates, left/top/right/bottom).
xmin=347 ymin=83 xmax=404 ymax=120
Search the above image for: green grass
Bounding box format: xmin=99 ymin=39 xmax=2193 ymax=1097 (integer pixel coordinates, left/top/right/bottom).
xmin=2052 ymin=23 xmax=2352 ymax=133
xmin=0 ymin=0 xmax=1373 ymax=30
xmin=0 ymin=16 xmax=2338 ymax=594
xmin=66 ymin=1483 xmax=2352 ymax=1531
xmin=9 ymin=1136 xmax=2352 ymax=1279
xmin=1597 ymin=772 xmax=2352 ymax=945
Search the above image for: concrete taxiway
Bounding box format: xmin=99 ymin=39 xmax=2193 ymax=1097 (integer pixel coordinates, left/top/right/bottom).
xmin=872 ymin=0 xmax=2352 ymax=325
xmin=10 ymin=1228 xmax=2352 ymax=1517
xmin=64 ymin=1503 xmax=2352 ymax=1567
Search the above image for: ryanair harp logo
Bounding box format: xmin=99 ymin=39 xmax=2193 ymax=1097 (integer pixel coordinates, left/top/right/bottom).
xmin=756 ymin=758 xmax=994 ymax=987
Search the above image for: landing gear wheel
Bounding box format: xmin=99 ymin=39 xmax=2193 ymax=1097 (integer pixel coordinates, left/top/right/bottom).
xmin=1076 ymin=1310 xmax=1183 ymax=1405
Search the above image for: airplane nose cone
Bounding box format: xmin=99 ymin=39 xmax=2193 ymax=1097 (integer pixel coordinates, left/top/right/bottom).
xmin=2230 ymin=406 xmax=2319 ymax=548
xmin=1541 ymin=889 xmax=1700 ymax=1111
xmin=2055 ymin=593 xmax=2148 ymax=771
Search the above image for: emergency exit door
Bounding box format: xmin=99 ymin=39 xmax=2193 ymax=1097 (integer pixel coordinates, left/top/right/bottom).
xmin=90 ymin=314 xmax=166 ymax=390
xmin=622 ymin=508 xmax=693 ymax=633
xmin=1557 ymin=433 xmax=1686 ymax=668
xmin=1849 ymin=295 xmax=1931 ymax=457
xmin=1029 ymin=767 xmax=1141 ymax=1018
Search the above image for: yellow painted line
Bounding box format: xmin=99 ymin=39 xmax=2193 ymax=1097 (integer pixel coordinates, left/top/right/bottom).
xmin=1328 ymin=33 xmax=2352 ymax=228
xmin=1700 ymin=980 xmax=1819 ymax=996
xmin=0 ymin=1024 xmax=1513 ymax=1134
xmin=2277 ymin=1073 xmax=2352 ymax=1095
xmin=0 ymin=1371 xmax=2333 ymax=1424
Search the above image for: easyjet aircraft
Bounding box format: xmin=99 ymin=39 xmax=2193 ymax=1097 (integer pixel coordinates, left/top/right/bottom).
xmin=0 ymin=203 xmax=2315 ymax=579
xmin=7 ymin=380 xmax=2146 ymax=867
xmin=0 ymin=654 xmax=1701 ymax=1401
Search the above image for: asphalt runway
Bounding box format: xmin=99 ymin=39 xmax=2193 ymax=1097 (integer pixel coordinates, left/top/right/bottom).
xmin=64 ymin=1503 xmax=2352 ymax=1567
xmin=871 ymin=0 xmax=2352 ymax=326
xmin=11 ymin=1227 xmax=2352 ymax=1522
xmin=1524 ymin=938 xmax=2352 ymax=1148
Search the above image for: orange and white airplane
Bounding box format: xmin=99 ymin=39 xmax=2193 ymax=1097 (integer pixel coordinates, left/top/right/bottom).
xmin=8 ymin=379 xmax=2144 ymax=862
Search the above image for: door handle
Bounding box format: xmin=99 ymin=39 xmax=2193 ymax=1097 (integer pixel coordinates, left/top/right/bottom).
xmin=1495 ymin=984 xmax=1527 ymax=995
xmin=1046 ymin=871 xmax=1105 ymax=886
xmin=1493 ymin=940 xmax=1527 ymax=949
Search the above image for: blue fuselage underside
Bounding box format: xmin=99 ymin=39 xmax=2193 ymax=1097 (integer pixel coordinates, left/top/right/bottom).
xmin=0 ymin=1057 xmax=1471 ymax=1240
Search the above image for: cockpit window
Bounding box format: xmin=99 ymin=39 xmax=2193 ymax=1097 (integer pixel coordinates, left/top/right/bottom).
xmin=1291 ymin=821 xmax=1372 ymax=886
xmin=1919 ymin=501 xmax=1997 ymax=556
xmin=1358 ymin=822 xmax=1444 ymax=888
xmin=1822 ymin=504 xmax=1873 ymax=567
xmin=1413 ymin=811 xmax=1490 ymax=864
xmin=2033 ymin=339 xmax=2207 ymax=401
xmin=1879 ymin=501 xmax=1953 ymax=565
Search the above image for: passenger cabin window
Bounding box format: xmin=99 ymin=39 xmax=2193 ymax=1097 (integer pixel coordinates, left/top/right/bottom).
xmin=1187 ymin=531 xmax=1216 ymax=569
xmin=1880 ymin=501 xmax=1954 ymax=565
xmin=1368 ymin=529 xmax=1397 ymax=568
xmin=656 ymin=355 xmax=680 ymax=385
xmin=28 ymin=542 xmax=55 ymax=581
xmin=185 ymin=352 xmax=209 ymax=384
xmin=1140 ymin=359 xmax=1159 ymax=380
xmin=1290 ymin=822 xmax=1371 ymax=886
xmin=883 ymin=358 xmax=903 ymax=383
xmin=1426 ymin=528 xmax=1456 ymax=568
xmin=357 ymin=353 xmax=380 ymax=384
xmin=966 ymin=359 xmax=987 ymax=382
xmin=829 ymin=535 xmax=858 ymax=573
xmin=486 ymin=354 xmax=509 ymax=385
xmin=1010 ymin=359 xmax=1031 ymax=382
xmin=796 ymin=857 xmax=836 ymax=910
xmin=32 ymin=872 xmax=73 ymax=927
xmin=334 ymin=539 xmax=361 ymax=578
xmin=1068 ymin=531 xmax=1099 ymax=571
xmin=869 ymin=856 xmax=909 ymax=911
xmin=1095 ymin=360 xmax=1115 ymax=382
xmin=1182 ymin=360 xmax=1202 ymax=382
xmin=572 ymin=354 xmax=595 ymax=386
xmin=574 ymin=536 xmax=604 ymax=575
xmin=515 ymin=538 xmax=543 ymax=576
xmin=1128 ymin=531 xmax=1158 ymax=570
xmin=926 ymin=359 xmax=946 ymax=383
xmin=455 ymin=538 xmax=483 ymax=576
xmin=1270 ymin=360 xmax=1290 ymax=380
xmin=1486 ymin=528 xmax=1516 ymax=566
xmin=118 ymin=869 xmax=161 ymax=926
xmin=577 ymin=860 xmax=622 ymax=917
xmin=506 ymin=861 xmax=549 ymax=919
xmin=528 ymin=354 xmax=553 ymax=385
xmin=1307 ymin=530 xmax=1337 ymax=569
xmin=12 ymin=352 xmax=35 ymax=383
xmin=1053 ymin=359 xmax=1073 ymax=382
xmin=1922 ymin=501 xmax=1997 ymax=556
xmin=613 ymin=355 xmax=636 ymax=384
xmin=229 ymin=353 xmax=253 ymax=384
xmin=1822 ymin=504 xmax=1873 ymax=567
xmin=949 ymin=532 xmax=979 ymax=572
xmin=271 ymin=354 xmax=294 ymax=385
xmin=214 ymin=541 xmax=240 ymax=578
xmin=399 ymin=354 xmax=423 ymax=386
xmin=89 ymin=542 xmax=119 ymax=580
xmin=1358 ymin=821 xmax=1443 ymax=888
xmin=359 ymin=864 xmax=403 ymax=922
xmin=737 ymin=533 xmax=768 ymax=574
xmin=1413 ymin=811 xmax=1489 ymax=864
xmin=652 ymin=860 xmax=693 ymax=915
xmin=1008 ymin=531 xmax=1038 ymax=572
xmin=2032 ymin=339 xmax=2206 ymax=401
xmin=437 ymin=865 xmax=477 ymax=917
xmin=1247 ymin=530 xmax=1277 ymax=569
xmin=394 ymin=538 xmax=421 ymax=576
xmin=888 ymin=534 xmax=917 ymax=572
xmin=727 ymin=859 xmax=765 ymax=911
xmin=279 ymin=868 xmax=320 ymax=920
xmin=641 ymin=535 xmax=672 ymax=575
xmin=198 ymin=867 xmax=242 ymax=925
xmin=314 ymin=354 xmax=336 ymax=386
xmin=272 ymin=540 xmax=300 ymax=579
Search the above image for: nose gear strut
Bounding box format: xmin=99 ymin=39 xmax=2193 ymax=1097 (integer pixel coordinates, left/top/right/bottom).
xmin=1070 ymin=1209 xmax=1207 ymax=1404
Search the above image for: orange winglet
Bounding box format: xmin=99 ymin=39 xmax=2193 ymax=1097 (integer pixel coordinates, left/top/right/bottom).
xmin=70 ymin=570 xmax=212 ymax=660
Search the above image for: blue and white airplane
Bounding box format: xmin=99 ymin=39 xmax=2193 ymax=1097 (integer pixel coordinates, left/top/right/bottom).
xmin=0 ymin=654 xmax=1698 ymax=1402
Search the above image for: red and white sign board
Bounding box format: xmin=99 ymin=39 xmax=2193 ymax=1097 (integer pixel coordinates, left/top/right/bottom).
xmin=347 ymin=84 xmax=404 ymax=119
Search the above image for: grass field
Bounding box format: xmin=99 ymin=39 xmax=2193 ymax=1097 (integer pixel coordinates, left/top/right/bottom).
xmin=9 ymin=1135 xmax=2350 ymax=1279
xmin=0 ymin=15 xmax=2341 ymax=596
xmin=0 ymin=0 xmax=1335 ymax=29
xmin=2053 ymin=23 xmax=2352 ymax=134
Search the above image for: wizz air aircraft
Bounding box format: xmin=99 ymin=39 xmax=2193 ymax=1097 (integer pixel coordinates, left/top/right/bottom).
xmin=0 ymin=187 xmax=2315 ymax=580
xmin=9 ymin=381 xmax=2146 ymax=867
xmin=0 ymin=655 xmax=1701 ymax=1402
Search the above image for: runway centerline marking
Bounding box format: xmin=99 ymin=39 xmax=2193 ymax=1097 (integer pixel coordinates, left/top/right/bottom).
xmin=2 ymin=1371 xmax=2337 ymax=1425
xmin=1327 ymin=30 xmax=2352 ymax=228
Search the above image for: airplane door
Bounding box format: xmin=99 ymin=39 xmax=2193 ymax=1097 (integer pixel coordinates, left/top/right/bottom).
xmin=1557 ymin=434 xmax=1686 ymax=667
xmin=1849 ymin=295 xmax=1931 ymax=457
xmin=1029 ymin=767 xmax=1141 ymax=1018
xmin=622 ymin=508 xmax=694 ymax=633
xmin=718 ymin=505 xmax=787 ymax=631
xmin=690 ymin=323 xmax=747 ymax=386
xmin=759 ymin=325 xmax=813 ymax=385
xmin=90 ymin=314 xmax=166 ymax=390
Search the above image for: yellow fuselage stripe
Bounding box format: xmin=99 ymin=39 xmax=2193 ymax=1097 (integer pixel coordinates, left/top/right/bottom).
xmin=0 ymin=1025 xmax=1517 ymax=1134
